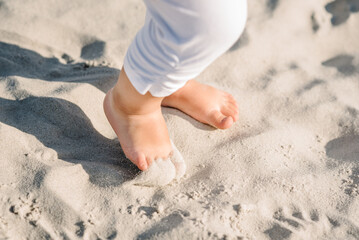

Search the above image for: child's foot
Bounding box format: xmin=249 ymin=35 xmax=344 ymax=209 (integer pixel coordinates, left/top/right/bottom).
xmin=103 ymin=69 xmax=172 ymax=171
xmin=162 ymin=80 xmax=239 ymax=129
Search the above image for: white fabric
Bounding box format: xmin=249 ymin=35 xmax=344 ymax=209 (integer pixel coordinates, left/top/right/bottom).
xmin=124 ymin=0 xmax=247 ymax=97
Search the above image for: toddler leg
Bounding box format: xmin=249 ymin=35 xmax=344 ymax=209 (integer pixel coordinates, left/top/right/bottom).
xmin=104 ymin=0 xmax=247 ymax=170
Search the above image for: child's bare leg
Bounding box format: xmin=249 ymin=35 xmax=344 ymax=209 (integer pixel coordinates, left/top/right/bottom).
xmin=103 ymin=68 xmax=172 ymax=171
xmin=162 ymin=80 xmax=239 ymax=129
xmin=103 ymin=0 xmax=246 ymax=171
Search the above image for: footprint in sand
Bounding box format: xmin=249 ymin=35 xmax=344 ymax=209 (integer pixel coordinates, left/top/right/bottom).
xmin=80 ymin=40 xmax=106 ymax=60
xmin=325 ymin=134 xmax=359 ymax=162
xmin=136 ymin=211 xmax=189 ymax=240
xmin=322 ymin=54 xmax=358 ymax=76
xmin=267 ymin=0 xmax=280 ymax=14
xmin=341 ymin=167 xmax=359 ymax=197
xmin=325 ymin=0 xmax=359 ymax=26
xmin=74 ymin=221 xmax=86 ymax=238
xmin=9 ymin=193 xmax=41 ymax=226
xmin=264 ymin=207 xmax=359 ymax=239
xmin=137 ymin=206 xmax=160 ymax=219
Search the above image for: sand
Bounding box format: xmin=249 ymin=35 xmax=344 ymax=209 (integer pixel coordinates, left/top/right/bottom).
xmin=1 ymin=0 xmax=359 ymax=239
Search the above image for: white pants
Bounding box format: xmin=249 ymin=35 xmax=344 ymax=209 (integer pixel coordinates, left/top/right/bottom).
xmin=124 ymin=0 xmax=247 ymax=97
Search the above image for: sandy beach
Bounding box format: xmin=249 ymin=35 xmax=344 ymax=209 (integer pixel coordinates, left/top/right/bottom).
xmin=1 ymin=0 xmax=359 ymax=239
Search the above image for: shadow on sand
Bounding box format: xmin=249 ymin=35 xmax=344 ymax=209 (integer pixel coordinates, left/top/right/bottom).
xmin=0 ymin=96 xmax=141 ymax=187
xmin=0 ymin=41 xmax=119 ymax=93
xmin=0 ymin=41 xmax=147 ymax=187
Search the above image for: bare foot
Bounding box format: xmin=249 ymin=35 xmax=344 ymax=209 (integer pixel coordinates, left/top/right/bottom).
xmin=103 ymin=68 xmax=172 ymax=171
xmin=162 ymin=80 xmax=239 ymax=129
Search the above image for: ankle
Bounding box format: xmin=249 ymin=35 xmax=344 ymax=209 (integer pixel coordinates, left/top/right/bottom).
xmin=111 ymin=68 xmax=163 ymax=115
xmin=163 ymin=84 xmax=189 ymax=104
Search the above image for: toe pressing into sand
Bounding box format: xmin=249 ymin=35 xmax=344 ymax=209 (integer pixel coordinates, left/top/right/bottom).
xmin=132 ymin=141 xmax=186 ymax=187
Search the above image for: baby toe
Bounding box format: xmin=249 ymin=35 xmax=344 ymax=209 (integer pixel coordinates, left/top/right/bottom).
xmin=209 ymin=110 xmax=234 ymax=129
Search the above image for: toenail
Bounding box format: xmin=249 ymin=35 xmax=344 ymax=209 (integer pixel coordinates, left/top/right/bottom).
xmin=139 ymin=161 xmax=148 ymax=171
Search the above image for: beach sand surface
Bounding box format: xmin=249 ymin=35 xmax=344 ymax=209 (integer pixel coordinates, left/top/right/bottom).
xmin=1 ymin=0 xmax=359 ymax=239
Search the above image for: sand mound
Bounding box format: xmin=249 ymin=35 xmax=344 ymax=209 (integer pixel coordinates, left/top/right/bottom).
xmin=132 ymin=141 xmax=186 ymax=187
